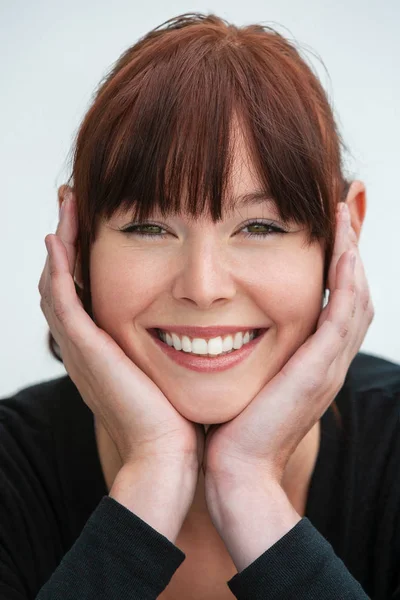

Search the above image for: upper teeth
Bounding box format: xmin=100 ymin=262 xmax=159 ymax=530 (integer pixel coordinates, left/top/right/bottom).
xmin=158 ymin=329 xmax=258 ymax=356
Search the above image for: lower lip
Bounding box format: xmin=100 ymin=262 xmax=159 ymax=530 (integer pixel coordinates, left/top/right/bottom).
xmin=147 ymin=328 xmax=268 ymax=372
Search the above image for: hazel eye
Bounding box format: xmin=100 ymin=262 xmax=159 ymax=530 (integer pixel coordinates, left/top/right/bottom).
xmin=240 ymin=221 xmax=287 ymax=239
xmin=119 ymin=220 xmax=288 ymax=240
xmin=120 ymin=223 xmax=169 ymax=238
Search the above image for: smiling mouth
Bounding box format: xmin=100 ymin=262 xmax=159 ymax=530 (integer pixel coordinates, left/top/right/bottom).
xmin=147 ymin=327 xmax=266 ymax=357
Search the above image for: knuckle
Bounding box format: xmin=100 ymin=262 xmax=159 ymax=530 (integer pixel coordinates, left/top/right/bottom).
xmin=338 ymin=322 xmax=349 ymax=338
xmin=48 ymin=260 xmax=59 ymax=278
xmin=361 ymin=291 xmax=370 ymax=312
xmin=362 ymin=290 xmax=374 ymax=314
xmin=300 ymin=359 xmax=327 ymax=392
xmin=52 ymin=298 xmax=71 ymax=325
xmin=41 ymin=290 xmax=51 ymax=309
xmin=348 ymin=281 xmax=356 ymax=294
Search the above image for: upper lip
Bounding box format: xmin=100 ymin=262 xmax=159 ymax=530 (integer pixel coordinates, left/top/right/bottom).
xmin=149 ymin=325 xmax=267 ymax=339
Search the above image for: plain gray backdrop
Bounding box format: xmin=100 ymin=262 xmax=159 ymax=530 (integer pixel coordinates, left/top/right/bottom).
xmin=1 ymin=0 xmax=399 ymax=397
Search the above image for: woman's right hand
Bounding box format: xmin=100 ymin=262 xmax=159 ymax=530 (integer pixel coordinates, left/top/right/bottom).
xmin=38 ymin=189 xmax=205 ymax=477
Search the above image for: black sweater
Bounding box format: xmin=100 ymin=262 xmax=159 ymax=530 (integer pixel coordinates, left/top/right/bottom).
xmin=1 ymin=351 xmax=400 ymax=599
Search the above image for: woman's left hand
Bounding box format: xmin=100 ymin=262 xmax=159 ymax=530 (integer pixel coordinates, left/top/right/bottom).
xmin=202 ymin=201 xmax=374 ymax=499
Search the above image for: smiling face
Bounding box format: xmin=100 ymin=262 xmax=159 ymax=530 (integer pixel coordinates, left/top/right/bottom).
xmin=88 ymin=127 xmax=325 ymax=425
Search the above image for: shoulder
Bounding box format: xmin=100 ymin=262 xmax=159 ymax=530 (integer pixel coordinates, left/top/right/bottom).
xmin=0 ymin=374 xmax=80 ymax=430
xmin=346 ymin=354 xmax=400 ymax=596
xmin=344 ymin=351 xmax=400 ymax=429
xmin=0 ymin=376 xmax=79 ymax=594
xmin=349 ymin=351 xmax=400 ymax=396
xmin=344 ymin=350 xmax=400 ymax=433
xmin=0 ymin=375 xmax=80 ymax=489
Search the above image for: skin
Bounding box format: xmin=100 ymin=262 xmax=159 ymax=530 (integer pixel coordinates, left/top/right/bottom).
xmin=58 ymin=128 xmax=366 ymax=522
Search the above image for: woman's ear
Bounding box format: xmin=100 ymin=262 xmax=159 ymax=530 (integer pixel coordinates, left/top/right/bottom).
xmin=344 ymin=180 xmax=367 ymax=240
xmin=57 ymin=184 xmax=84 ymax=289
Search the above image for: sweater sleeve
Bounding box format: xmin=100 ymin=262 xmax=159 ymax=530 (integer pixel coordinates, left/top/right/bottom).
xmin=35 ymin=496 xmax=186 ymax=599
xmin=1 ymin=495 xmax=185 ymax=600
xmin=226 ymin=517 xmax=370 ymax=599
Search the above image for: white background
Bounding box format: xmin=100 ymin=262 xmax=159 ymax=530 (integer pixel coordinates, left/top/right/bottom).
xmin=1 ymin=0 xmax=399 ymax=398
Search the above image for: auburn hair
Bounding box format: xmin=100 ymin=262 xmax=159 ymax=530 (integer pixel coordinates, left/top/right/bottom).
xmin=49 ymin=12 xmax=353 ymax=428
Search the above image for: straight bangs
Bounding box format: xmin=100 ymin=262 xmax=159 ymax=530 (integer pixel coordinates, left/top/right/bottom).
xmin=69 ymin=13 xmax=350 ymax=271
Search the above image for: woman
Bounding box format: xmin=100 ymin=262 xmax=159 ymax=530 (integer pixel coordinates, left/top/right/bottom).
xmin=1 ymin=12 xmax=399 ymax=600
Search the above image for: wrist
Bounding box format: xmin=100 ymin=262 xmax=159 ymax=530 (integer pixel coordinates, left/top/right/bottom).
xmin=110 ymin=459 xmax=198 ymax=544
xmin=205 ymin=475 xmax=301 ymax=572
xmin=205 ymin=470 xmax=284 ymax=534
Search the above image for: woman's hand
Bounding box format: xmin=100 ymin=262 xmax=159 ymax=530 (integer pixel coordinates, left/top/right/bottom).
xmin=38 ymin=191 xmax=205 ymax=476
xmin=202 ymin=201 xmax=374 ymax=499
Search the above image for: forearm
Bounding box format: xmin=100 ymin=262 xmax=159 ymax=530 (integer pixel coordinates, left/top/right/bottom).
xmin=109 ymin=459 xmax=197 ymax=544
xmin=207 ymin=476 xmax=301 ymax=572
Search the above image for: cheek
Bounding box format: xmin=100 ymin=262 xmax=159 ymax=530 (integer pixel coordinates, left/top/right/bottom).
xmin=254 ymin=251 xmax=324 ymax=328
xmin=89 ymin=246 xmax=156 ymax=330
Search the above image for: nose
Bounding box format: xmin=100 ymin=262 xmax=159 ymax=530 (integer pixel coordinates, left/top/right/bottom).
xmin=171 ymin=237 xmax=237 ymax=310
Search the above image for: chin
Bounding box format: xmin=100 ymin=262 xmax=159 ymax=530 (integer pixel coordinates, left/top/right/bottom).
xmin=172 ymin=400 xmax=245 ymax=425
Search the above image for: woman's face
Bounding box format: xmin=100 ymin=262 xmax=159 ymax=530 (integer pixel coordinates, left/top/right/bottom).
xmin=89 ymin=132 xmax=325 ymax=424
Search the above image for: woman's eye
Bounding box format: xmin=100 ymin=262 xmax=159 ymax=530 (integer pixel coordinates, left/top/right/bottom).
xmin=119 ymin=221 xmax=287 ymax=239
xmin=241 ymin=221 xmax=287 ymax=238
xmin=120 ymin=224 xmax=168 ymax=238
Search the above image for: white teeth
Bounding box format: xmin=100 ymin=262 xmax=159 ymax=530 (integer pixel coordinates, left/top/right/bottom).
xmin=171 ymin=333 xmax=182 ymax=350
xmin=158 ymin=329 xmax=257 ymax=356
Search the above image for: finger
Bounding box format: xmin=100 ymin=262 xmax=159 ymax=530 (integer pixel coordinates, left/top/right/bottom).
xmin=56 ymin=189 xmax=79 ymax=277
xmin=343 ymin=211 xmax=375 ymax=351
xmin=326 ymin=202 xmax=351 ymax=293
xmin=38 ymin=251 xmax=50 ymax=296
xmin=309 ymin=249 xmax=356 ymax=370
xmin=38 ymin=188 xmax=77 ymax=296
xmin=42 ymin=232 xmax=89 ymax=345
xmin=346 ymin=231 xmax=375 ymax=358
xmin=318 ymin=217 xmax=359 ymax=328
xmin=285 ymin=248 xmax=356 ymax=394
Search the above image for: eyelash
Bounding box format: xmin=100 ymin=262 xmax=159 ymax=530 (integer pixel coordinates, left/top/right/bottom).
xmin=119 ymin=220 xmax=287 ymax=239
